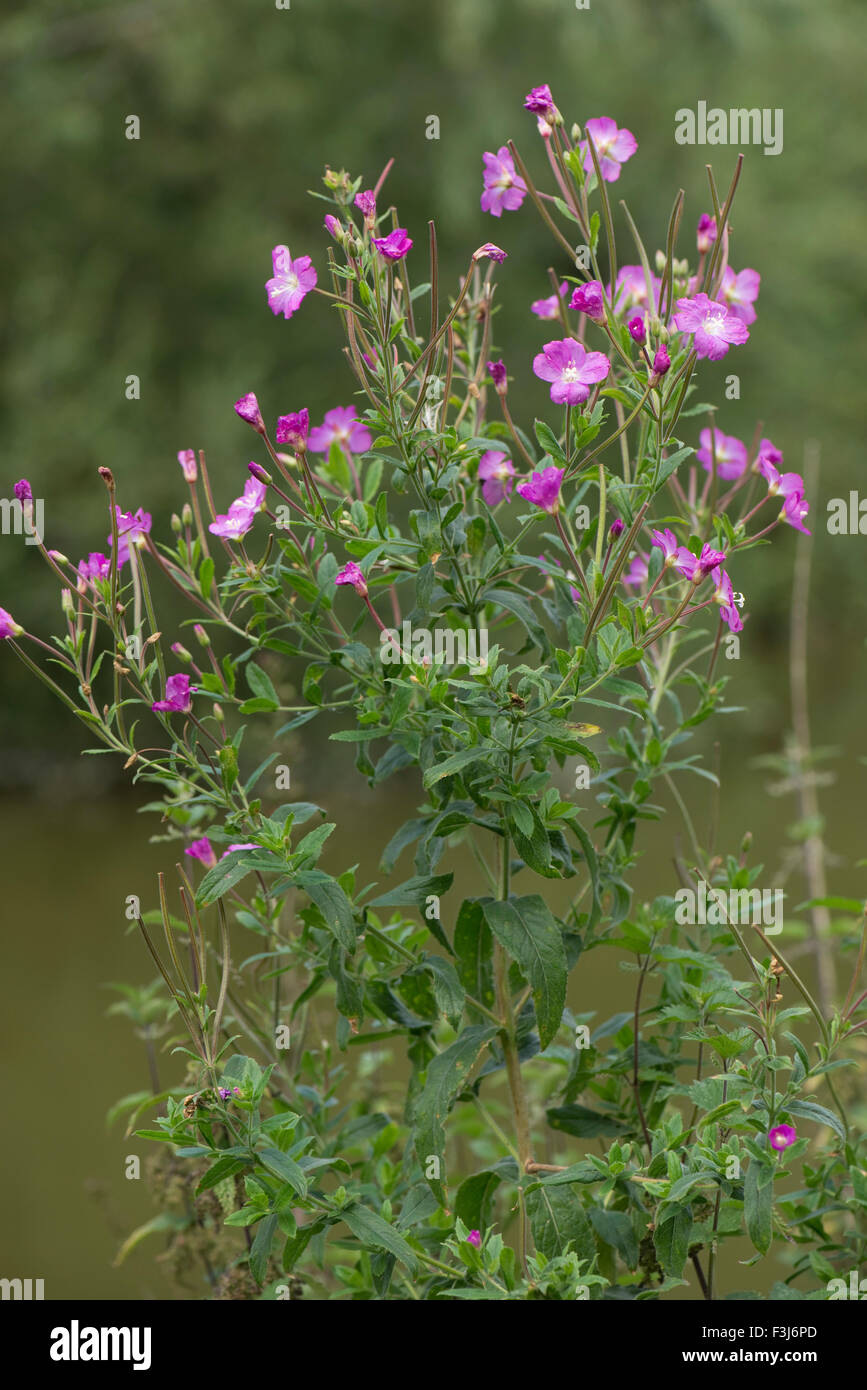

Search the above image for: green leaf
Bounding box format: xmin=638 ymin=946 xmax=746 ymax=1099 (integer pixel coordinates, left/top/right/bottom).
xmin=340 ymin=1203 xmax=418 ymax=1273
xmin=588 ymin=1207 xmax=639 ymax=1268
xmin=296 ymin=870 xmax=356 ymax=952
xmin=654 ymin=1204 xmax=694 ymax=1276
xmin=259 ymin=1146 xmax=308 ymax=1199
xmin=785 ymin=1099 xmax=847 ymax=1145
xmin=249 ymin=1212 xmax=278 ymax=1284
xmin=368 ymin=873 xmax=453 ymax=909
xmin=423 ymin=955 xmax=465 ymax=1029
xmin=455 ymin=1169 xmax=507 ymax=1232
xmin=422 ymin=747 xmax=485 ymax=787
xmin=546 ymin=1103 xmax=625 ymax=1139
xmin=199 ymin=556 xmax=215 ymax=600
xmin=454 ymin=899 xmax=495 ymax=1021
xmin=526 ymin=1183 xmax=595 ymax=1263
xmin=533 ymin=419 xmax=566 ymax=464
xmin=414 ymin=1025 xmax=497 ymax=1203
xmin=196 ymin=1155 xmax=247 ymax=1194
xmin=744 ymin=1158 xmax=773 ymax=1255
xmin=246 ymin=663 xmax=280 ymax=706
xmin=481 ymin=896 xmax=567 ymax=1049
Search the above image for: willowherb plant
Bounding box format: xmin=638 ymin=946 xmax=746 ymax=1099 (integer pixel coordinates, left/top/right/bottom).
xmin=6 ymin=81 xmax=866 ymax=1302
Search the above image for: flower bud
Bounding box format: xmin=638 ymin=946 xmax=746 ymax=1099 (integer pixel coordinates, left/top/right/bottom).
xmin=182 ymin=503 xmax=193 ymax=526
xmin=193 ymin=624 xmax=210 ymax=647
xmin=171 ymin=641 xmax=192 ymax=663
xmin=171 ymin=513 xmax=183 ymax=534
xmin=654 ymin=250 xmax=666 ymax=273
xmin=61 ymin=588 xmax=75 ymax=620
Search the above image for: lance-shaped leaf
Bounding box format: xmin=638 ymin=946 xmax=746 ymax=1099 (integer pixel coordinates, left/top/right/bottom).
xmin=654 ymin=1203 xmax=694 ymax=1276
xmin=744 ymin=1157 xmax=774 ymax=1255
xmin=422 ymin=954 xmax=465 ymax=1029
xmin=296 ymin=869 xmax=356 ymax=953
xmin=414 ymin=1025 xmax=497 ymax=1204
xmin=340 ymin=1203 xmax=418 ymax=1273
xmin=481 ymin=896 xmax=567 ymax=1049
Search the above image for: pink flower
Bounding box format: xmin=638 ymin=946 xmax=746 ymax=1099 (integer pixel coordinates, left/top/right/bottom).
xmin=780 ymin=491 xmax=811 ymax=535
xmin=673 ymin=293 xmax=749 ymax=361
xmin=0 ymin=607 xmax=23 ymax=639
xmin=768 ymin=1124 xmax=797 ymax=1151
xmin=755 ymin=438 xmax=783 ymax=471
xmin=524 ymin=85 xmax=557 ymax=120
xmin=276 ymin=408 xmax=310 ymax=451
xmin=487 ymin=359 xmax=508 ymax=394
xmin=719 ymin=267 xmax=760 ymax=326
xmin=152 ymin=673 xmax=195 ymax=713
xmin=697 ymin=428 xmax=749 ymax=480
xmin=532 ymin=337 xmax=610 ymax=405
xmin=13 ymin=479 xmax=32 ymax=502
xmin=324 ymin=214 xmax=342 ymax=240
xmin=650 ymin=529 xmax=696 ymax=577
xmin=354 ymin=190 xmax=376 ymax=218
xmin=694 ymin=543 xmax=727 ymax=577
xmin=628 ymin=315 xmax=646 ymax=344
xmin=208 ymin=477 xmax=266 ymax=540
xmin=109 ymin=507 xmax=152 ymax=566
xmin=234 ymin=393 xmax=265 ymax=432
xmin=609 ymin=518 xmax=625 ymax=540
xmin=710 ymin=568 xmax=743 ymax=632
xmin=622 ymin=552 xmax=649 ymax=588
xmin=335 ymin=560 xmax=367 ymax=595
xmin=612 ymin=266 xmax=661 ymax=316
xmin=517 ymin=465 xmax=564 ymax=514
xmin=531 ymin=283 xmax=567 ymax=319
xmin=266 ymin=246 xmax=317 ymax=320
xmin=308 ymin=407 xmax=372 ymax=455
xmin=569 ymin=280 xmax=605 ymax=324
xmin=185 ymin=838 xmax=217 ymax=869
xmin=580 ymin=117 xmax=637 ymax=183
xmin=478 ymin=451 xmax=515 ymax=506
xmin=372 ymin=228 xmax=412 ymax=261
xmin=696 ymin=215 xmax=717 ymax=253
xmin=78 ymin=552 xmax=111 ymax=585
xmin=759 ymin=462 xmax=803 ymax=500
xmin=466 ymin=1229 xmax=482 ymax=1248
xmin=177 ymin=450 xmax=198 ymax=483
xmin=480 ymin=147 xmax=527 ymax=218
xmin=221 ymin=842 xmax=260 ymax=858
xmin=473 ymin=242 xmax=508 ymax=264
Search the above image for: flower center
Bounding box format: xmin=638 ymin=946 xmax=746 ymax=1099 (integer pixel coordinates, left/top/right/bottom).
xmin=561 ymin=363 xmax=580 ymax=382
xmin=704 ymin=311 xmax=726 ymax=336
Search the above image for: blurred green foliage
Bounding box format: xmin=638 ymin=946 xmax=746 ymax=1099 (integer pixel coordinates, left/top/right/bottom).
xmin=2 ymin=0 xmax=866 ymax=766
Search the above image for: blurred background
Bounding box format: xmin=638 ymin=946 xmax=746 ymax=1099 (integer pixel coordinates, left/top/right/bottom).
xmin=1 ymin=0 xmax=866 ymax=1298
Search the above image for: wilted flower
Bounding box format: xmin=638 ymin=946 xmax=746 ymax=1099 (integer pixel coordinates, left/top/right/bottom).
xmin=480 ymin=147 xmax=527 ymax=218
xmin=185 ymin=838 xmax=217 ymax=869
xmin=266 ymin=246 xmax=317 ymax=320
xmin=569 ymin=280 xmax=606 ymax=324
xmin=532 ymin=338 xmax=610 ymax=405
xmin=308 ymin=407 xmax=372 ymax=455
xmin=697 ymin=428 xmax=749 ymax=480
xmin=335 ymin=560 xmax=368 ymax=595
xmin=13 ymin=479 xmax=32 ymax=502
xmin=487 ymin=359 xmax=508 ymax=394
xmin=177 ymin=450 xmax=198 ymax=482
xmin=0 ymin=607 xmax=24 ymax=639
xmin=696 ymin=214 xmax=717 ymax=253
xmin=152 ymin=673 xmax=195 ymax=714
xmin=473 ymin=242 xmax=508 ymax=264
xmin=372 ymin=228 xmax=412 ymax=261
xmin=354 ymin=190 xmax=376 ymax=218
xmin=524 ymin=84 xmax=557 ymax=121
xmin=478 ymin=451 xmax=515 ymax=506
xmin=516 ymin=465 xmax=564 ymax=514
xmin=234 ymin=393 xmax=265 ymax=432
xmin=276 ymin=409 xmax=310 ymax=451
xmin=580 ymin=117 xmax=637 ymax=182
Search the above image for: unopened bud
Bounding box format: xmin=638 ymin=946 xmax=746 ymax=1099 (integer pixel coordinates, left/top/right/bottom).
xmin=193 ymin=624 xmax=210 ymax=647
xmin=171 ymin=642 xmax=192 ymax=663
xmin=61 ymin=588 xmax=75 ymax=620
xmin=171 ymin=513 xmax=183 ymax=534
xmin=182 ymin=503 xmax=193 ymax=526
xmin=654 ymin=250 xmax=666 ymax=273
